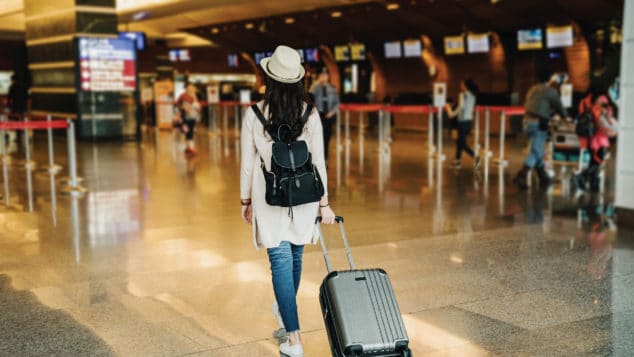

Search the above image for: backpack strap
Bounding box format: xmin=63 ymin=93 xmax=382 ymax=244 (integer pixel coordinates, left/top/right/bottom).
xmin=302 ymin=104 xmax=314 ymax=122
xmin=251 ymin=104 xmax=268 ymax=127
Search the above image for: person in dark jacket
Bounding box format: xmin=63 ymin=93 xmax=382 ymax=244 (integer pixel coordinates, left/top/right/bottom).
xmin=310 ymin=68 xmax=340 ymax=160
xmin=6 ymin=75 xmax=28 ymax=148
xmin=514 ymin=71 xmax=569 ymax=189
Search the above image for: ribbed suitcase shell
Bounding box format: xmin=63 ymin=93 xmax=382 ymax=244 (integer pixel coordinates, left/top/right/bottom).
xmin=320 ymin=268 xmax=409 ymax=356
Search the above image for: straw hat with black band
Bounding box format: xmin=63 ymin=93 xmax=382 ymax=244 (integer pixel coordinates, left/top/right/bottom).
xmin=260 ymin=45 xmax=305 ymax=84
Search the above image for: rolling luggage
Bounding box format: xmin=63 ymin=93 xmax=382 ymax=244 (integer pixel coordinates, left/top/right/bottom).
xmin=316 ymin=216 xmax=411 ymax=357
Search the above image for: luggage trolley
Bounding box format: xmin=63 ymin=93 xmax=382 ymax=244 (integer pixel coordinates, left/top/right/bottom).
xmin=548 ymin=119 xmax=590 ymax=184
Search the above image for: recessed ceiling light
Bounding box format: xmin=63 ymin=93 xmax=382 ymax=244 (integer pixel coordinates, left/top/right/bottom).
xmin=285 ymin=17 xmax=295 ymax=24
xmin=387 ymin=3 xmax=400 ymax=10
xmin=245 ymin=22 xmax=254 ymax=29
xmin=331 ymin=11 xmax=342 ymax=18
xmin=211 ymin=27 xmax=219 ymax=34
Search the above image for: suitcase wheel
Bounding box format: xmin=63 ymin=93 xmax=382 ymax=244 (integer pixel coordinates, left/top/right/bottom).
xmin=401 ymin=348 xmax=413 ymax=357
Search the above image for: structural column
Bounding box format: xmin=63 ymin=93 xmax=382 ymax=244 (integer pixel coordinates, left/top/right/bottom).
xmin=25 ymin=0 xmax=132 ymax=139
xmin=615 ymin=0 xmax=634 ymax=211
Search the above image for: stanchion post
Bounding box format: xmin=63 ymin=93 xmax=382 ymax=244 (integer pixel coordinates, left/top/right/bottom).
xmin=428 ymin=106 xmax=435 ymax=156
xmin=484 ymin=106 xmax=491 ymax=181
xmin=46 ymin=114 xmax=62 ymax=174
xmin=345 ymin=109 xmax=350 ymax=149
xmin=474 ymin=109 xmax=480 ymax=154
xmin=336 ymin=108 xmax=342 ymax=154
xmin=1 ymin=116 xmax=8 ymax=206
xmin=64 ymin=119 xmax=86 ymax=195
xmin=358 ymin=111 xmax=364 ymax=161
xmin=24 ymin=114 xmax=35 ymax=170
xmin=436 ymin=107 xmax=445 ymax=162
xmin=496 ymin=110 xmax=508 ymax=167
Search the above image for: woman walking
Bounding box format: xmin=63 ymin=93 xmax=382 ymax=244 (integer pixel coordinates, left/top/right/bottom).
xmin=240 ymin=45 xmax=336 ymax=357
xmin=446 ymin=79 xmax=481 ymax=169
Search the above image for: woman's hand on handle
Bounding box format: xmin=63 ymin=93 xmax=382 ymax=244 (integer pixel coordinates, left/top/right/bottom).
xmin=241 ymin=204 xmax=253 ymax=225
xmin=320 ymin=205 xmax=336 ymax=224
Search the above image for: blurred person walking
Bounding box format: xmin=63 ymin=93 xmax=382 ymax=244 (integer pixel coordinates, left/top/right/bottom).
xmin=240 ymin=46 xmax=336 ymax=357
xmin=446 ymin=79 xmax=481 ymax=169
xmin=176 ymin=84 xmax=201 ymax=157
xmin=311 ymin=68 xmax=340 ymax=161
xmin=6 ymin=75 xmax=28 ymax=151
xmin=514 ymin=71 xmax=568 ymax=189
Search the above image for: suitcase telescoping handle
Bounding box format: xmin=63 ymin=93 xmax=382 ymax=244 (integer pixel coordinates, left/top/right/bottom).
xmin=315 ymin=216 xmax=356 ymax=273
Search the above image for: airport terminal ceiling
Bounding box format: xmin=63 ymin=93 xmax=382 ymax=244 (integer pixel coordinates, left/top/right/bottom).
xmin=0 ymin=0 xmax=624 ymax=43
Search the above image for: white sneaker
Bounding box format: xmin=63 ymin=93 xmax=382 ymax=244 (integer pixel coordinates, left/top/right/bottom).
xmin=280 ymin=342 xmax=303 ymax=357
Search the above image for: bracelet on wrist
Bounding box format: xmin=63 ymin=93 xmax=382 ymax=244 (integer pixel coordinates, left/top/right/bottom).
xmin=241 ymin=199 xmax=252 ymax=206
xmin=320 ymin=203 xmax=329 ymax=208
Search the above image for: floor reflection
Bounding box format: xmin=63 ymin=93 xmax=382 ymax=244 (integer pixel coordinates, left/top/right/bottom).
xmin=0 ymin=127 xmax=631 ymax=355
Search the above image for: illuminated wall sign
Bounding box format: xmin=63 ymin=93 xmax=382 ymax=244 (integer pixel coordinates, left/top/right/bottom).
xmin=467 ymin=33 xmax=490 ymax=53
xmin=403 ymin=39 xmax=422 ymax=57
xmin=547 ymin=25 xmax=574 ymax=48
xmin=384 ymin=41 xmax=402 ymax=58
xmin=350 ymin=44 xmax=366 ymax=61
xmin=79 ymin=37 xmax=136 ymax=92
xmin=444 ymin=36 xmax=465 ymax=55
xmin=518 ymin=29 xmax=543 ymax=50
xmin=334 ymin=45 xmax=350 ymax=62
xmin=296 ymin=49 xmax=305 ymax=63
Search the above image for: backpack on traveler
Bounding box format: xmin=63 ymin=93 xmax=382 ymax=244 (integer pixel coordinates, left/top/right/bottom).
xmin=251 ymin=104 xmax=325 ymax=216
xmin=575 ymin=110 xmax=596 ymax=139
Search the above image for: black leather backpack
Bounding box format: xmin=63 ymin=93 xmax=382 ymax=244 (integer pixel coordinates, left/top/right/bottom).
xmin=251 ymin=104 xmax=325 ymax=216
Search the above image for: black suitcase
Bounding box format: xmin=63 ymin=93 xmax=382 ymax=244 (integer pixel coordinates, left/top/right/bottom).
xmin=316 ymin=216 xmax=411 ymax=357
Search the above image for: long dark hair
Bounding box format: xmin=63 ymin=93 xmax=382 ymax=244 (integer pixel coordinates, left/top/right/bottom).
xmin=262 ymin=76 xmax=312 ymax=141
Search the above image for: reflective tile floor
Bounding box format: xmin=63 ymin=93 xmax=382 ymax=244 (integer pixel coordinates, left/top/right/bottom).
xmin=0 ymin=127 xmax=633 ymax=356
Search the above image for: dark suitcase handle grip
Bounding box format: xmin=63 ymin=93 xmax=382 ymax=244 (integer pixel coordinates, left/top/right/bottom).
xmin=315 ymin=216 xmax=344 ymax=223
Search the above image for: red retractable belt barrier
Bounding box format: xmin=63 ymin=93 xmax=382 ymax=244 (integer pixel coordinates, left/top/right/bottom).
xmin=475 ymin=105 xmax=526 ymax=115
xmin=501 ymin=106 xmax=526 ymax=116
xmin=383 ymin=105 xmax=437 ymax=114
xmin=339 ymin=103 xmax=384 ymax=112
xmin=0 ymin=120 xmax=69 ymax=130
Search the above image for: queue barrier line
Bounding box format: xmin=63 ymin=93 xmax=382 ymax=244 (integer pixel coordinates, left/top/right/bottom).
xmin=0 ymin=115 xmax=85 ymax=209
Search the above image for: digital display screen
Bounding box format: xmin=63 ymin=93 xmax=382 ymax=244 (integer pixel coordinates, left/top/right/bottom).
xmin=444 ymin=36 xmax=465 ymax=55
xmin=254 ymin=52 xmax=267 ymax=65
xmin=118 ymin=32 xmax=145 ymax=50
xmin=467 ymin=33 xmax=489 ymax=53
xmin=78 ymin=37 xmax=136 ymax=92
xmin=403 ymin=39 xmax=422 ymax=57
xmin=304 ymin=48 xmax=320 ymax=63
xmin=349 ymin=44 xmax=366 ymax=61
xmin=384 ymin=41 xmax=402 ymax=58
xmin=334 ymin=45 xmax=350 ymax=62
xmin=518 ymin=29 xmax=543 ymax=50
xmin=547 ymin=26 xmax=574 ymax=48
xmin=227 ymin=53 xmax=239 ymax=67
xmin=169 ymin=49 xmax=190 ymax=62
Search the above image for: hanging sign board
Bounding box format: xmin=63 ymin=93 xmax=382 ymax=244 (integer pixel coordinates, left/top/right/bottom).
xmin=467 ymin=33 xmax=490 ymax=53
xmin=207 ymin=84 xmax=220 ymax=104
xmin=239 ymin=89 xmax=251 ymax=105
xmin=560 ymin=83 xmax=573 ymax=109
xmin=433 ymin=82 xmax=447 ymax=107
xmin=444 ymin=36 xmax=465 ymax=55
xmin=78 ymin=37 xmax=136 ymax=92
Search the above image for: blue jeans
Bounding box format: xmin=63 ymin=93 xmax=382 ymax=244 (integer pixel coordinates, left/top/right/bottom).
xmin=523 ymin=121 xmax=548 ymax=169
xmin=267 ymin=241 xmax=304 ymax=332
